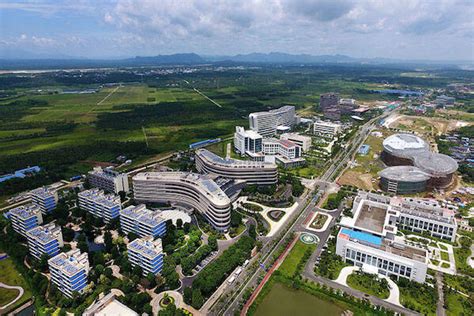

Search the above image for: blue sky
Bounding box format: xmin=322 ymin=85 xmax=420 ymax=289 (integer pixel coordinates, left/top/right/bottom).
xmin=1 ymin=0 xmax=473 ymax=60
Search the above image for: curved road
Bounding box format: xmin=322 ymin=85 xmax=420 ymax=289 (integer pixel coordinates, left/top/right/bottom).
xmin=0 ymin=282 xmax=24 ymax=310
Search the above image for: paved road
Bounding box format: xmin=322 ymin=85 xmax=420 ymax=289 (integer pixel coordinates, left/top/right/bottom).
xmin=435 ymin=272 xmax=446 ymax=316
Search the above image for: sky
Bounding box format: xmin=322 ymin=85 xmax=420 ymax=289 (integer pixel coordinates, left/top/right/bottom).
xmin=0 ymin=0 xmax=473 ymax=61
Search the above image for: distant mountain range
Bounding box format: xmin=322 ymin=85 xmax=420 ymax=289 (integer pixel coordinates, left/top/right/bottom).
xmin=0 ymin=50 xmax=472 ymax=69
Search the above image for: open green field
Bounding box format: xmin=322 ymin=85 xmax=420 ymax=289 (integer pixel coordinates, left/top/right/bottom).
xmin=0 ymin=257 xmax=32 ymax=312
xmin=278 ymin=240 xmax=317 ymax=278
xmin=0 ymin=287 xmax=19 ymax=306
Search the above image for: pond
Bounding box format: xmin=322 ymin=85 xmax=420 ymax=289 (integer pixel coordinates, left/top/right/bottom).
xmin=255 ymin=283 xmax=346 ymax=316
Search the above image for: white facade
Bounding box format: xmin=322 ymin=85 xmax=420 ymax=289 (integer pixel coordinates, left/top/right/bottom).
xmin=249 ymin=105 xmax=296 ymax=137
xmin=263 ymin=138 xmax=301 ymax=159
xmin=26 ymin=223 xmax=63 ymax=259
xmin=48 ymin=249 xmax=89 ymax=298
xmin=313 ymin=121 xmax=342 ymax=138
xmin=280 ymin=133 xmax=312 ymax=151
xmin=30 ymin=187 xmax=58 ymax=214
xmin=132 ymin=172 xmax=231 ymax=231
xmin=127 ymin=236 xmax=164 ymax=276
xmin=9 ymin=203 xmax=43 ymax=237
xmin=88 ymin=167 xmax=130 ymax=194
xmin=233 ymin=126 xmax=263 ymax=155
xmin=78 ymin=188 xmax=122 ymax=223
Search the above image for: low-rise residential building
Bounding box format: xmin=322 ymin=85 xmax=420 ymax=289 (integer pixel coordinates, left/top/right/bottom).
xmin=233 ymin=126 xmax=263 ymax=155
xmin=313 ymin=121 xmax=342 ymax=138
xmin=26 ymin=223 xmax=63 ymax=259
xmin=120 ymin=204 xmax=167 ymax=238
xmin=9 ymin=203 xmax=43 ymax=237
xmin=88 ymin=166 xmax=130 ymax=194
xmin=48 ymin=249 xmax=89 ymax=298
xmin=127 ymin=236 xmax=164 ymax=276
xmin=30 ymin=187 xmax=58 ymax=214
xmin=78 ymin=188 xmax=121 ymax=223
xmin=280 ymin=133 xmax=312 ymax=151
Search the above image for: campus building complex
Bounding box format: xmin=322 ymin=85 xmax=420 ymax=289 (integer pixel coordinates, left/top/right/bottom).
xmin=380 ymin=134 xmax=458 ymax=193
xmin=249 ymin=105 xmax=296 ymax=137
xmin=195 ymin=149 xmax=278 ymax=185
xmin=9 ymin=203 xmax=43 ymax=237
xmin=262 ymin=138 xmax=305 ymax=168
xmin=26 ymin=223 xmax=63 ymax=260
xmin=337 ymin=192 xmax=428 ymax=283
xmin=127 ymin=236 xmax=164 ymax=276
xmin=88 ymin=166 xmax=130 ymax=194
xmin=280 ymin=133 xmax=312 ymax=151
xmin=313 ymin=121 xmax=342 ymax=138
xmin=78 ymin=188 xmax=122 ymax=223
xmin=48 ymin=249 xmax=89 ymax=298
xmin=30 ymin=187 xmax=58 ymax=214
xmin=234 ymin=126 xmax=263 ymax=155
xmin=120 ymin=204 xmax=167 ymax=238
xmin=133 ymin=172 xmax=231 ymax=231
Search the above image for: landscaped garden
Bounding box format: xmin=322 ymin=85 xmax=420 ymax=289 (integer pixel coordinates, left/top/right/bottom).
xmin=314 ymin=232 xmax=349 ymax=280
xmin=346 ymin=271 xmax=389 ymax=299
xmin=309 ymin=213 xmax=329 ymax=230
xmin=242 ymin=203 xmax=263 ymax=213
xmin=0 ymin=257 xmax=31 ymax=312
xmin=396 ymin=277 xmax=437 ymax=316
xmin=268 ymin=210 xmax=285 ymax=222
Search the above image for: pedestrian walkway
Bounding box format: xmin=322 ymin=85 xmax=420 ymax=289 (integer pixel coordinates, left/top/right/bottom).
xmin=0 ymin=282 xmax=24 ymax=310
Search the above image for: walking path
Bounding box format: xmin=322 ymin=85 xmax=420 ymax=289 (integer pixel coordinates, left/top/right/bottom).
xmin=152 ymin=291 xmax=201 ymax=316
xmin=0 ymin=282 xmax=24 ymax=310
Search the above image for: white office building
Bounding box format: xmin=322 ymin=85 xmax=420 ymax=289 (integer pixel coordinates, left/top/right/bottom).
xmin=30 ymin=187 xmax=58 ymax=214
xmin=195 ymin=149 xmax=278 ymax=185
xmin=26 ymin=223 xmax=63 ymax=259
xmin=120 ymin=204 xmax=167 ymax=238
xmin=133 ymin=172 xmax=231 ymax=231
xmin=234 ymin=126 xmax=263 ymax=155
xmin=78 ymin=188 xmax=121 ymax=223
xmin=263 ymin=138 xmax=301 ymax=159
xmin=127 ymin=236 xmax=164 ymax=276
xmin=88 ymin=166 xmax=130 ymax=194
xmin=336 ymin=192 xmax=445 ymax=283
xmin=9 ymin=203 xmax=43 ymax=237
xmin=48 ymin=249 xmax=89 ymax=298
xmin=249 ymin=105 xmax=296 ymax=137
xmin=280 ymin=133 xmax=312 ymax=151
xmin=313 ymin=121 xmax=342 ymax=138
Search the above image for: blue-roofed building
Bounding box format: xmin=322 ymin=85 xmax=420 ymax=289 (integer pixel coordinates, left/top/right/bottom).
xmin=48 ymin=249 xmax=89 ymax=298
xmin=127 ymin=236 xmax=164 ymax=276
xmin=189 ymin=138 xmax=221 ymax=150
xmin=358 ymin=144 xmax=370 ymax=156
xmin=0 ymin=166 xmax=41 ymax=183
xmin=26 ymin=223 xmax=63 ymax=259
xmin=78 ymin=188 xmax=121 ymax=223
xmin=120 ymin=205 xmax=167 ymax=238
xmin=30 ymin=187 xmax=58 ymax=214
xmin=9 ymin=203 xmax=43 ymax=237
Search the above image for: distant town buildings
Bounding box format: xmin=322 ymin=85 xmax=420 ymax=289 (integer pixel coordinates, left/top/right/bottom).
xmin=78 ymin=188 xmax=122 ymax=223
xmin=120 ymin=204 xmax=167 ymax=238
xmin=313 ymin=120 xmax=342 ymax=138
xmin=133 ymin=172 xmax=231 ymax=231
xmin=234 ymin=126 xmax=263 ymax=155
xmin=88 ymin=166 xmax=130 ymax=194
xmin=435 ymin=95 xmax=455 ymax=107
xmin=48 ymin=249 xmax=89 ymax=298
xmin=320 ymin=93 xmax=357 ymax=120
xmin=249 ymin=105 xmax=296 ymax=136
xmin=127 ymin=236 xmax=164 ymax=276
xmin=9 ymin=203 xmax=43 ymax=237
xmin=30 ymin=187 xmax=58 ymax=214
xmin=26 ymin=223 xmax=63 ymax=260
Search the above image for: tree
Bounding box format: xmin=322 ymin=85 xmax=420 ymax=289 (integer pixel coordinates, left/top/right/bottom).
xmin=183 ymin=287 xmax=192 ymax=304
xmin=249 ymin=224 xmax=257 ymax=240
xmin=191 ymin=288 xmax=204 ymax=309
xmin=118 ymin=190 xmax=126 ymax=202
xmin=37 ymin=253 xmax=50 ymax=272
xmin=133 ymin=265 xmax=143 ymax=277
xmin=176 ymin=218 xmax=183 ymax=229
xmin=183 ymin=222 xmax=191 ymax=233
xmin=104 ymin=231 xmax=113 ymax=252
xmin=230 ymin=210 xmax=242 ymax=227
xmin=208 ymin=234 xmax=218 ymax=251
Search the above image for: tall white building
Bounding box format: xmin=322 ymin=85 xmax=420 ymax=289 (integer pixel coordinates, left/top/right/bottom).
xmin=249 ymin=105 xmax=296 ymax=137
xmin=127 ymin=236 xmax=164 ymax=276
xmin=120 ymin=204 xmax=167 ymax=238
xmin=280 ymin=133 xmax=312 ymax=151
xmin=233 ymin=126 xmax=263 ymax=155
xmin=8 ymin=203 xmax=43 ymax=237
xmin=26 ymin=223 xmax=63 ymax=259
xmin=313 ymin=121 xmax=342 ymax=138
xmin=78 ymin=188 xmax=122 ymax=223
xmin=30 ymin=187 xmax=58 ymax=214
xmin=88 ymin=167 xmax=130 ymax=194
xmin=48 ymin=249 xmax=89 ymax=298
xmin=133 ymin=172 xmax=231 ymax=231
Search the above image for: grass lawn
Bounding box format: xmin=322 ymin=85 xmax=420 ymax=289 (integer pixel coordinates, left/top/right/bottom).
xmin=242 ymin=203 xmax=263 ymax=213
xmin=440 ymin=251 xmax=449 ymax=261
xmin=439 ymin=243 xmax=448 ymax=251
xmin=0 ymin=287 xmax=20 ymax=306
xmin=278 ymin=240 xmax=317 ymax=278
xmin=0 ymin=258 xmax=32 ymax=312
xmin=444 ymin=290 xmax=473 ymax=316
xmin=310 ymin=213 xmax=328 ymax=229
xmin=346 ymin=271 xmax=390 ymax=299
xmin=441 ymin=262 xmax=450 ymax=268
xmin=431 ymin=259 xmax=440 ymax=266
xmin=397 ymin=278 xmax=437 ymax=316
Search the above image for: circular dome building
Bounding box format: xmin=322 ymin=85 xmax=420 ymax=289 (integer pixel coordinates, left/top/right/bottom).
xmin=379 ymin=133 xmax=458 ymax=192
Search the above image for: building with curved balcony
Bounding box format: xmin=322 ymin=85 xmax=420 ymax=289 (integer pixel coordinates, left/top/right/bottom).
xmin=380 ymin=134 xmax=458 ymax=191
xmin=132 ymin=172 xmax=231 ymax=231
xmin=195 ymin=149 xmax=278 ymax=185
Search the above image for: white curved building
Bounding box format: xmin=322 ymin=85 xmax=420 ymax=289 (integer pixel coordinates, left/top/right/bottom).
xmin=195 ymin=149 xmax=278 ymax=185
xmin=132 ymin=172 xmax=231 ymax=231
